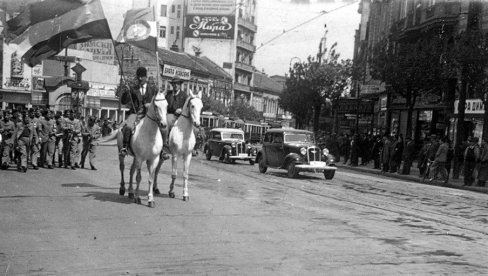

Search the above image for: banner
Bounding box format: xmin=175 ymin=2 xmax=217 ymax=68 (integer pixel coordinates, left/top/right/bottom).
xmin=117 ymin=7 xmax=157 ymax=53
xmin=185 ymin=15 xmax=235 ymax=40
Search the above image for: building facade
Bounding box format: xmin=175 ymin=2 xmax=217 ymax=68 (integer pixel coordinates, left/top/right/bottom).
xmin=354 ymin=0 xmax=488 ymax=143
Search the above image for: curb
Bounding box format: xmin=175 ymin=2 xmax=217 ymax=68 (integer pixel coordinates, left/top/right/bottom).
xmin=336 ymin=164 xmax=488 ymax=194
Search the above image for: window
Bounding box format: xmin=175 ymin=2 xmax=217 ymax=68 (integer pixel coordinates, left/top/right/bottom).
xmin=170 ymin=26 xmax=174 ymax=34
xmin=177 ymin=4 xmax=181 ymax=9
xmin=159 ymin=26 xmax=166 ymax=38
xmin=171 ymin=5 xmax=175 ymax=13
xmin=176 ymin=26 xmax=180 ymax=38
xmin=160 ymin=5 xmax=167 ymax=17
xmin=177 ymin=10 xmax=181 ymax=18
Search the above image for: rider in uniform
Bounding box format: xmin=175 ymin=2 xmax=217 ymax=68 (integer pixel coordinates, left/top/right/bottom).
xmin=119 ymin=67 xmax=157 ymax=155
xmin=80 ymin=115 xmax=101 ymax=170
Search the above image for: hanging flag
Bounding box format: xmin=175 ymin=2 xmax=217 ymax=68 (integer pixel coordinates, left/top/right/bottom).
xmin=117 ymin=7 xmax=157 ymax=53
xmin=3 ymin=0 xmax=112 ymax=67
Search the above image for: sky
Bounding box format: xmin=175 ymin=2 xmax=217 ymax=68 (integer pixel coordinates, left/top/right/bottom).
xmin=2 ymin=0 xmax=361 ymax=77
xmin=254 ymin=0 xmax=361 ymax=76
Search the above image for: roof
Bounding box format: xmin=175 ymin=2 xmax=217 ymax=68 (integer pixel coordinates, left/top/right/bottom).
xmin=210 ymin=128 xmax=245 ymax=134
xmin=266 ymin=128 xmax=313 ymax=135
xmin=253 ymin=72 xmax=284 ymax=94
xmin=158 ymin=48 xmax=232 ymax=81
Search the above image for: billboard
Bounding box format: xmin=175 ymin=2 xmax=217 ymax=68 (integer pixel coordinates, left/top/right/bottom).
xmin=185 ymin=15 xmax=235 ymax=40
xmin=187 ymin=0 xmax=235 ymax=15
xmin=74 ymin=40 xmax=115 ymax=65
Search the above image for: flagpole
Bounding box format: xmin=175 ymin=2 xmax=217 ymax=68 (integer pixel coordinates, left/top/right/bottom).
xmin=153 ymin=4 xmax=161 ymax=93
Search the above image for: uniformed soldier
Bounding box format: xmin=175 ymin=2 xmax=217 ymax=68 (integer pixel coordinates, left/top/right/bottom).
xmin=28 ymin=110 xmax=41 ymax=169
xmin=39 ymin=110 xmax=57 ymax=169
xmin=62 ymin=110 xmax=82 ymax=170
xmin=80 ymin=116 xmax=101 ymax=170
xmin=0 ymin=110 xmax=15 ymax=170
xmin=54 ymin=111 xmax=65 ymax=167
xmin=14 ymin=115 xmax=39 ymax=172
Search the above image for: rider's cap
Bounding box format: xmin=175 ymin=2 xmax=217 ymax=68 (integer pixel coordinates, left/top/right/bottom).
xmin=136 ymin=67 xmax=147 ymax=78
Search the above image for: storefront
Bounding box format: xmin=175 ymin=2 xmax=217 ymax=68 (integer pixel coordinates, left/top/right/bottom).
xmin=452 ymin=99 xmax=485 ymax=143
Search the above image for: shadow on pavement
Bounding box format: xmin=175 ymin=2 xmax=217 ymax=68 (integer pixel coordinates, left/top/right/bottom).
xmin=82 ymin=191 xmax=134 ymax=205
xmin=62 ymin=183 xmax=100 ymax=188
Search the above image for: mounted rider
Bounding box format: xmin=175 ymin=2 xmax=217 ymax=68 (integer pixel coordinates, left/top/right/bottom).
xmin=162 ymin=76 xmax=188 ymax=153
xmin=119 ymin=67 xmax=158 ymax=155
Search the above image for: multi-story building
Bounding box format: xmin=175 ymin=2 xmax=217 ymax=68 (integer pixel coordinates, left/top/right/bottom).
xmin=354 ymin=0 xmax=487 ymax=142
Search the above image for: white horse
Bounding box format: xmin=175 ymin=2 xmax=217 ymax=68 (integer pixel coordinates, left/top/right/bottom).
xmin=103 ymin=91 xmax=168 ymax=208
xmin=166 ymin=90 xmax=203 ymax=201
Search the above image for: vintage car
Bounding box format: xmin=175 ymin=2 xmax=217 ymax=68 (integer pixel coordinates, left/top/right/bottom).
xmin=204 ymin=128 xmax=258 ymax=165
xmin=256 ymin=128 xmax=336 ymax=179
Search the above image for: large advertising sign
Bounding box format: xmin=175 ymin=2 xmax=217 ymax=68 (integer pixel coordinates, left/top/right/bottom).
xmin=188 ymin=0 xmax=235 ymax=15
xmin=185 ymin=15 xmax=235 ymax=40
xmin=75 ymin=40 xmax=115 ymax=64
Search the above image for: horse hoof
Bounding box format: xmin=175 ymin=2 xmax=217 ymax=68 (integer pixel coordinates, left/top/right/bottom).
xmin=119 ymin=188 xmax=125 ymax=196
xmin=136 ymin=197 xmax=142 ymax=204
xmin=169 ymin=192 xmax=175 ymax=198
xmin=183 ymin=196 xmax=189 ymax=201
xmin=148 ymin=201 xmax=155 ymax=208
xmin=153 ymin=188 xmax=160 ymax=195
xmin=128 ymin=193 xmax=134 ymax=199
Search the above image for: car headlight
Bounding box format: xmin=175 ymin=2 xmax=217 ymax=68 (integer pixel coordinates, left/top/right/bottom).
xmin=322 ymin=149 xmax=329 ymax=156
xmin=300 ymin=147 xmax=307 ymax=155
xmin=231 ymin=143 xmax=236 ymax=147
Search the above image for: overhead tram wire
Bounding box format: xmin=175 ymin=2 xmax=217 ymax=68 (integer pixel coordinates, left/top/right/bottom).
xmin=255 ymin=0 xmax=359 ymax=52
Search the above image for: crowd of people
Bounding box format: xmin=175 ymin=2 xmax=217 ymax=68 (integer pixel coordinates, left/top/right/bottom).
xmin=320 ymin=132 xmax=488 ymax=187
xmin=0 ymin=107 xmax=102 ymax=172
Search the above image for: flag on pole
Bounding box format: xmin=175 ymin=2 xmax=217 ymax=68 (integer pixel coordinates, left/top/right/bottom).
xmin=117 ymin=7 xmax=157 ymax=53
xmin=3 ymin=0 xmax=112 ymax=67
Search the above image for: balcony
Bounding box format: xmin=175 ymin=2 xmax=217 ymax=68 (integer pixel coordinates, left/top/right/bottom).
xmin=237 ymin=39 xmax=256 ymax=53
xmin=235 ymin=61 xmax=254 ymax=73
xmin=238 ymin=17 xmax=257 ymax=33
xmin=234 ymin=82 xmax=251 ymax=93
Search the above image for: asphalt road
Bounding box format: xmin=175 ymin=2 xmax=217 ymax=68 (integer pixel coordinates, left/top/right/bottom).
xmin=0 ymin=145 xmax=487 ymax=275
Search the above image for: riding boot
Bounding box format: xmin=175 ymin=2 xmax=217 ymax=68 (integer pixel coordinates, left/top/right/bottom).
xmin=120 ymin=127 xmax=130 ymax=155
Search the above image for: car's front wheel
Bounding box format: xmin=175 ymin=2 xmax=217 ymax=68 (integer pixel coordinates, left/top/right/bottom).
xmin=249 ymin=159 xmax=255 ymax=165
xmin=258 ymin=155 xmax=267 ymax=173
xmin=287 ymin=161 xmax=298 ymax=178
xmin=223 ymin=151 xmax=231 ymax=164
xmin=324 ymin=170 xmax=335 ymax=180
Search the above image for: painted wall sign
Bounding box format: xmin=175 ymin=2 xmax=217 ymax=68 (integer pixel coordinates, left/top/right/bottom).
xmin=185 ymin=15 xmax=235 ymax=40
xmin=187 ymin=0 xmax=235 ymax=15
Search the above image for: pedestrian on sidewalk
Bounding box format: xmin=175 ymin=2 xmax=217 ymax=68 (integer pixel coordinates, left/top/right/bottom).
xmin=429 ymin=136 xmax=449 ymax=184
xmin=401 ymin=136 xmax=415 ymax=175
xmin=381 ymin=134 xmax=391 ymax=173
xmin=350 ymin=134 xmax=360 ymax=166
xmin=463 ymin=137 xmax=480 ymax=186
xmin=476 ymin=138 xmax=488 ymax=187
xmin=389 ymin=135 xmax=403 ymax=173
xmin=341 ymin=134 xmax=351 ymax=165
xmin=371 ymin=135 xmax=382 ymax=169
xmin=80 ymin=116 xmax=101 ymax=170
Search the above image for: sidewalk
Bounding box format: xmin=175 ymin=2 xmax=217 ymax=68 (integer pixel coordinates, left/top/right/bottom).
xmin=335 ymin=159 xmax=488 ymax=194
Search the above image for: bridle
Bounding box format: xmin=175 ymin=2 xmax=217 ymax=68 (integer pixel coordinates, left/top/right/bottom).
xmin=179 ymin=96 xmax=196 ymax=119
xmin=146 ymin=97 xmax=167 ymax=128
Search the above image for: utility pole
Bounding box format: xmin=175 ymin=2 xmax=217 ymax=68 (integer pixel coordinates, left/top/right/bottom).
xmin=317 ymin=24 xmax=327 ymax=64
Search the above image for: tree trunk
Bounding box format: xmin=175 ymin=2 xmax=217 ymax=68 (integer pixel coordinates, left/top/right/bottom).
xmin=385 ymin=89 xmax=392 ymax=135
xmin=453 ymin=74 xmax=467 ymax=179
xmin=313 ymin=104 xmax=321 ymax=133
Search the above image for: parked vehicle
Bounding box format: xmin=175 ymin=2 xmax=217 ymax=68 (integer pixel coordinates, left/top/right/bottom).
xmin=256 ymin=128 xmax=336 ymax=179
xmin=204 ymin=128 xmax=258 ymax=165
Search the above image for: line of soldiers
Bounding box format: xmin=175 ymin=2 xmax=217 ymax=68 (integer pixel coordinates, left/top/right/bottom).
xmin=0 ymin=108 xmax=101 ymax=172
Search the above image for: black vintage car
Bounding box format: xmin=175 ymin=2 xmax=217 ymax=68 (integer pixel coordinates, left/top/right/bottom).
xmin=256 ymin=128 xmax=336 ymax=179
xmin=204 ymin=128 xmax=258 ymax=165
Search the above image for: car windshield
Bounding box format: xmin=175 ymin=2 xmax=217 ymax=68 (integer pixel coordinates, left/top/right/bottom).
xmin=222 ymin=133 xmax=244 ymax=140
xmin=284 ymin=133 xmax=314 ymax=143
